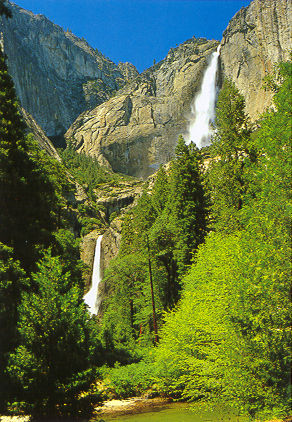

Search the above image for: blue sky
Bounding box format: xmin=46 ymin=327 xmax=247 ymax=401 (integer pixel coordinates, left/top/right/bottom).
xmin=14 ymin=0 xmax=251 ymax=72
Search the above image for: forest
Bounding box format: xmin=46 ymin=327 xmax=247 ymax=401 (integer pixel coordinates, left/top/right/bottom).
xmin=0 ymin=1 xmax=291 ymax=420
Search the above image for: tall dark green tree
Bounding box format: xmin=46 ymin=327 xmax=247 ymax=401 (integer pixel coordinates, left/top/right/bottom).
xmin=7 ymin=251 xmax=103 ymax=416
xmin=0 ymin=47 xmax=67 ymax=271
xmin=152 ymin=62 xmax=291 ymax=419
xmin=167 ymin=135 xmax=208 ymax=273
xmin=207 ymin=78 xmax=251 ymax=232
xmin=0 ymin=243 xmax=27 ymax=409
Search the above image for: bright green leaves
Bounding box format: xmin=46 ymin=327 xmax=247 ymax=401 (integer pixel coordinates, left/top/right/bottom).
xmin=151 ymin=64 xmax=291 ymax=418
xmin=153 ymin=232 xmax=240 ymax=402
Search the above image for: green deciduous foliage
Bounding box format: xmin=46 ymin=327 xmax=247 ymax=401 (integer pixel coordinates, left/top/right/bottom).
xmin=153 ymin=233 xmax=240 ymax=401
xmin=152 ymin=65 xmax=291 ymax=418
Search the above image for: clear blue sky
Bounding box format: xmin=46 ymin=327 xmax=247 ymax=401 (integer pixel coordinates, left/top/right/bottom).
xmin=13 ymin=0 xmax=251 ymax=72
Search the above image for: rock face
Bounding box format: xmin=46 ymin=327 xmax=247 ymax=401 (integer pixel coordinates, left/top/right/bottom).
xmin=80 ymin=179 xmax=142 ymax=288
xmin=221 ymin=0 xmax=291 ymax=120
xmin=101 ymin=218 xmax=123 ymax=277
xmin=94 ymin=180 xmax=143 ymax=220
xmin=21 ymin=108 xmax=61 ymax=161
xmin=80 ymin=230 xmax=102 ymax=290
xmin=65 ymin=38 xmax=219 ymax=178
xmin=0 ymin=2 xmax=138 ymax=136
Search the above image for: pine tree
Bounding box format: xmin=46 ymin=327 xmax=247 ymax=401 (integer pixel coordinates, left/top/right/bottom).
xmin=0 ymin=243 xmax=27 ymax=409
xmin=207 ymin=78 xmax=251 ymax=232
xmin=150 ymin=165 xmax=169 ymax=215
xmin=7 ymin=251 xmax=103 ymax=415
xmin=0 ymin=48 xmax=66 ymax=271
xmin=167 ymin=135 xmax=208 ymax=273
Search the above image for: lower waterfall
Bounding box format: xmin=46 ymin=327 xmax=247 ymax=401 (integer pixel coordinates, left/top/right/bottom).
xmin=185 ymin=45 xmax=221 ymax=147
xmin=83 ymin=235 xmax=103 ymax=315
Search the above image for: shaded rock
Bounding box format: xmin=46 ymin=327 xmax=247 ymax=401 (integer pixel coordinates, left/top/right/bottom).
xmin=0 ymin=2 xmax=137 ymax=136
xmin=80 ymin=179 xmax=142 ymax=289
xmin=21 ymin=107 xmax=61 ymax=161
xmin=101 ymin=218 xmax=123 ymax=276
xmin=94 ymin=180 xmax=143 ymax=220
xmin=80 ymin=229 xmax=102 ymax=291
xmin=221 ymin=0 xmax=291 ymax=120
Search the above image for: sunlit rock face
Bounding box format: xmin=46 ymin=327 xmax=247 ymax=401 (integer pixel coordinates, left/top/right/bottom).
xmin=65 ymin=38 xmax=219 ymax=178
xmin=0 ymin=2 xmax=137 ymax=136
xmin=221 ymin=0 xmax=291 ymax=120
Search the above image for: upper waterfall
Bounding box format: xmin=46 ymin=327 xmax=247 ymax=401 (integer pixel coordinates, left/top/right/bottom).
xmin=83 ymin=235 xmax=103 ymax=315
xmin=185 ymin=45 xmax=221 ymax=147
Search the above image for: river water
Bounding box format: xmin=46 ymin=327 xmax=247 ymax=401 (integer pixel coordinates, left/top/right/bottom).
xmin=102 ymin=403 xmax=248 ymax=422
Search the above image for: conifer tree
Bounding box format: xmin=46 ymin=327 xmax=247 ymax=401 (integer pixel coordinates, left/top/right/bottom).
xmin=150 ymin=165 xmax=169 ymax=215
xmin=167 ymin=135 xmax=208 ymax=273
xmin=7 ymin=251 xmax=103 ymax=415
xmin=0 ymin=243 xmax=27 ymax=409
xmin=0 ymin=46 xmax=65 ymax=271
xmin=0 ymin=0 xmax=11 ymax=18
xmin=207 ymin=78 xmax=251 ymax=232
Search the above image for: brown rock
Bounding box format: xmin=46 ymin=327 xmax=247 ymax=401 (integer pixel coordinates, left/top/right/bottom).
xmin=65 ymin=38 xmax=219 ymax=178
xmin=221 ymin=0 xmax=291 ymax=120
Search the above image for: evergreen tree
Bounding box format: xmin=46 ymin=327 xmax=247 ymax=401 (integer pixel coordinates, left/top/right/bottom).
xmin=0 ymin=48 xmax=68 ymax=271
xmin=152 ymin=63 xmax=291 ymax=419
xmin=150 ymin=165 xmax=169 ymax=215
xmin=207 ymin=78 xmax=251 ymax=232
xmin=7 ymin=251 xmax=103 ymax=416
xmin=0 ymin=243 xmax=27 ymax=409
xmin=167 ymin=135 xmax=208 ymax=273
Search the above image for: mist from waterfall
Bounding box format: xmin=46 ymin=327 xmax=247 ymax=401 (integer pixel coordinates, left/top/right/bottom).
xmin=185 ymin=45 xmax=221 ymax=147
xmin=83 ymin=235 xmax=103 ymax=315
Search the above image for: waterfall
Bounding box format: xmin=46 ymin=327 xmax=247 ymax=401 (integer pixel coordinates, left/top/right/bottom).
xmin=83 ymin=235 xmax=103 ymax=315
xmin=185 ymin=45 xmax=221 ymax=147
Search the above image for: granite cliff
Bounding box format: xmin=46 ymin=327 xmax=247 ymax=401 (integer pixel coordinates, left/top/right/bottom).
xmin=21 ymin=108 xmax=61 ymax=161
xmin=65 ymin=38 xmax=219 ymax=178
xmin=220 ymin=0 xmax=291 ymax=120
xmin=0 ymin=1 xmax=138 ymax=137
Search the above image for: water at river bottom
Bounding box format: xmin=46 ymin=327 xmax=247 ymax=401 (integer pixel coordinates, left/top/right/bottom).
xmin=100 ymin=403 xmax=248 ymax=422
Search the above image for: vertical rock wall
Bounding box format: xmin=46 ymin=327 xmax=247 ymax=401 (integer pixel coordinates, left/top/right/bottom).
xmin=220 ymin=0 xmax=291 ymax=120
xmin=0 ymin=2 xmax=137 ymax=136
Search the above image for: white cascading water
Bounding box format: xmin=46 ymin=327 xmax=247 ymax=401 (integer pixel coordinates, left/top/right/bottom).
xmin=83 ymin=235 xmax=103 ymax=315
xmin=185 ymin=45 xmax=221 ymax=147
